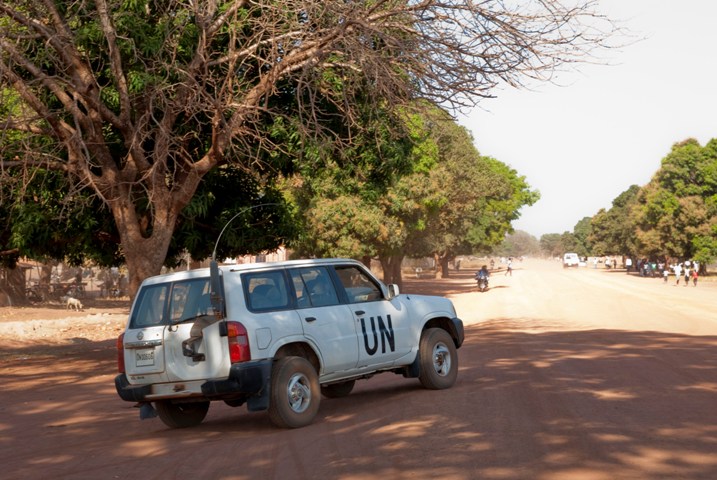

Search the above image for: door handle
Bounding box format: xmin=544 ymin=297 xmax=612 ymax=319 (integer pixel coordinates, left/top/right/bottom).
xmin=354 ymin=310 xmax=365 ymax=316
xmin=305 ymin=316 xmax=317 ymax=323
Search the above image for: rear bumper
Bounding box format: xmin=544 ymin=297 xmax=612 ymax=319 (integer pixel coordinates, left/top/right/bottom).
xmin=201 ymin=359 xmax=272 ymax=400
xmin=115 ymin=359 xmax=273 ymax=409
xmin=115 ymin=374 xmax=152 ymax=402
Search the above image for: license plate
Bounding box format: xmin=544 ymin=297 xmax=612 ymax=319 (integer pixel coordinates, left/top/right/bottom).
xmin=135 ymin=348 xmax=155 ymax=367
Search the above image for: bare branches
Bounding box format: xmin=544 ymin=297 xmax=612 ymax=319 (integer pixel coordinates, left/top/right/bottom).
xmin=1 ymin=0 xmax=619 ymax=177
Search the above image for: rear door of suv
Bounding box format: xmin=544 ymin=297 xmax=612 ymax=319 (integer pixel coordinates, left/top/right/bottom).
xmin=123 ymin=276 xmax=230 ymax=383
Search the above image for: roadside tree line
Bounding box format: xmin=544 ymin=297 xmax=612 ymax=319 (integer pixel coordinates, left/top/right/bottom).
xmin=538 ymin=138 xmax=717 ymax=269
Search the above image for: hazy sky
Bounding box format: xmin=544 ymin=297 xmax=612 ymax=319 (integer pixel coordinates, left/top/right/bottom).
xmin=459 ymin=0 xmax=717 ymax=238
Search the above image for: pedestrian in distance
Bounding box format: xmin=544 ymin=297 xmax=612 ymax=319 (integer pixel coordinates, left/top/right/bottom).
xmin=663 ymin=268 xmax=669 ymax=284
xmin=505 ymin=257 xmax=513 ymax=276
xmin=692 ymin=269 xmax=699 ymax=287
xmin=674 ymin=263 xmax=682 ymax=286
xmin=684 ymin=265 xmax=691 ymax=286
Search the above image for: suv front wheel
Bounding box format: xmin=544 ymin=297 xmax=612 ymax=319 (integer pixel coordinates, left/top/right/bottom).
xmin=418 ymin=328 xmax=458 ymax=389
xmin=268 ymin=356 xmax=320 ymax=428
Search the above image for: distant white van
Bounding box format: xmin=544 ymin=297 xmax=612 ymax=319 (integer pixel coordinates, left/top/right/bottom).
xmin=563 ymin=252 xmax=580 ymax=268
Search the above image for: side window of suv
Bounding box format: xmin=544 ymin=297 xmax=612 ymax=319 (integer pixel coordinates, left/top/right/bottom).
xmin=289 ymin=267 xmax=340 ymax=308
xmin=334 ymin=265 xmax=383 ymax=303
xmin=244 ymin=270 xmax=290 ymax=311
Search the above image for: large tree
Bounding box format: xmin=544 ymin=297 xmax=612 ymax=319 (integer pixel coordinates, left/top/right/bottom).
xmin=493 ymin=230 xmax=541 ymax=258
xmin=0 ymin=0 xmax=617 ymax=296
xmin=288 ymin=107 xmax=537 ymax=285
xmin=572 ymin=216 xmax=593 ymax=257
xmin=588 ymin=185 xmax=640 ymax=257
xmin=632 ymin=139 xmax=717 ymax=265
xmin=539 ymin=233 xmax=563 ymax=258
xmin=411 ymin=111 xmax=539 ymax=277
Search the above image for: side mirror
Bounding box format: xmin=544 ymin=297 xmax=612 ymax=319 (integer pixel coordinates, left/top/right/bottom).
xmin=387 ymin=284 xmax=400 ymax=299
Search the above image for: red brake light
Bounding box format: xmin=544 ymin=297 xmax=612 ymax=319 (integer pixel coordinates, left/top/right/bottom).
xmin=117 ymin=333 xmax=126 ymax=373
xmin=226 ymin=321 xmax=251 ymax=363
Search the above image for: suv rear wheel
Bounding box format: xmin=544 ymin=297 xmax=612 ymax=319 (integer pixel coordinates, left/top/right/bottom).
xmin=268 ymin=356 xmax=320 ymax=428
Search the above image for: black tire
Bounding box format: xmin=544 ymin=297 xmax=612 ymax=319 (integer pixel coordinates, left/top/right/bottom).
xmin=155 ymin=400 xmax=210 ymax=428
xmin=418 ymin=328 xmax=458 ymax=390
xmin=321 ymin=380 xmax=355 ymax=399
xmin=268 ymin=356 xmax=320 ymax=428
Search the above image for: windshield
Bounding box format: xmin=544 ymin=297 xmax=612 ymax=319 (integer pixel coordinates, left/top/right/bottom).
xmin=130 ymin=278 xmax=214 ymax=328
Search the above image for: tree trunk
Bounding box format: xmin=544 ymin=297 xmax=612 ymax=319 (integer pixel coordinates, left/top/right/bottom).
xmin=3 ymin=266 xmax=27 ymax=305
xmin=361 ymin=255 xmax=372 ymax=269
xmin=379 ymin=254 xmax=404 ymax=289
xmin=119 ymin=228 xmax=176 ymax=301
xmin=434 ymin=252 xmax=453 ymax=279
xmin=440 ymin=255 xmax=451 ymax=278
xmin=110 ymin=195 xmax=183 ymax=301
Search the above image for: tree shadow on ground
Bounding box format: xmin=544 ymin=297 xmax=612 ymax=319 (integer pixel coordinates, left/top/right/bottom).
xmin=4 ymin=322 xmax=717 ymax=479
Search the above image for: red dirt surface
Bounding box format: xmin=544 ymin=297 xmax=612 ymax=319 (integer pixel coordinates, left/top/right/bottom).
xmin=2 ymin=259 xmax=717 ymax=479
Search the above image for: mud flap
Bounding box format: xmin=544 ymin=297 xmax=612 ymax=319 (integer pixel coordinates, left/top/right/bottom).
xmin=137 ymin=402 xmax=158 ymax=420
xmin=403 ymin=354 xmax=421 ymax=378
xmin=247 ymin=384 xmax=270 ymax=412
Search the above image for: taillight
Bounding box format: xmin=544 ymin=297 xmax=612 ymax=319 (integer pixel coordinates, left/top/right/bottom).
xmin=117 ymin=333 xmax=126 ymax=373
xmin=225 ymin=321 xmax=251 ymax=363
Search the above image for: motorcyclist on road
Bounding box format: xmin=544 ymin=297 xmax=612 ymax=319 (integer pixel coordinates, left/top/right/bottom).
xmin=475 ymin=265 xmax=490 ymax=291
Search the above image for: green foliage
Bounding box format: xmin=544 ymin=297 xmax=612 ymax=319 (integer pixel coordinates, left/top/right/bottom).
xmin=493 ymin=230 xmax=541 ymax=257
xmin=0 ymin=164 xmax=294 ymax=269
xmin=0 ymin=169 xmax=122 ymax=268
xmin=281 ymin=96 xmax=417 ymax=260
xmin=287 ymin=103 xmax=538 ymax=267
xmin=170 ymin=166 xmax=296 ymax=264
xmin=588 ymin=185 xmax=640 ymax=256
xmin=539 ymin=233 xmax=563 ymax=257
xmin=571 ymin=217 xmax=593 ymax=256
xmin=633 ymin=139 xmax=717 ymax=262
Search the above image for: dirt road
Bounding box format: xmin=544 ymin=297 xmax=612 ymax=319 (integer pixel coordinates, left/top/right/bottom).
xmin=2 ymin=259 xmax=717 ymax=479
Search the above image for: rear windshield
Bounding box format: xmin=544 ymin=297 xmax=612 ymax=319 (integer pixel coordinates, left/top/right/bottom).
xmin=130 ymin=278 xmax=214 ymax=328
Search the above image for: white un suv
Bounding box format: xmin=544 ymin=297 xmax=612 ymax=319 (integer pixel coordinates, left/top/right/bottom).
xmin=115 ymin=258 xmax=464 ymax=429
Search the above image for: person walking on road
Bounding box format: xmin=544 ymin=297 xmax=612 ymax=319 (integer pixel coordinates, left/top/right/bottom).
xmin=692 ymin=269 xmax=699 ymax=287
xmin=674 ymin=263 xmax=682 ymax=285
xmin=505 ymin=257 xmax=513 ymax=276
xmin=684 ymin=265 xmax=691 ymax=286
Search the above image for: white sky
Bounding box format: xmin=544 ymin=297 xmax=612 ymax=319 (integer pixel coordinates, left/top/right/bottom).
xmin=459 ymin=0 xmax=717 ymax=238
